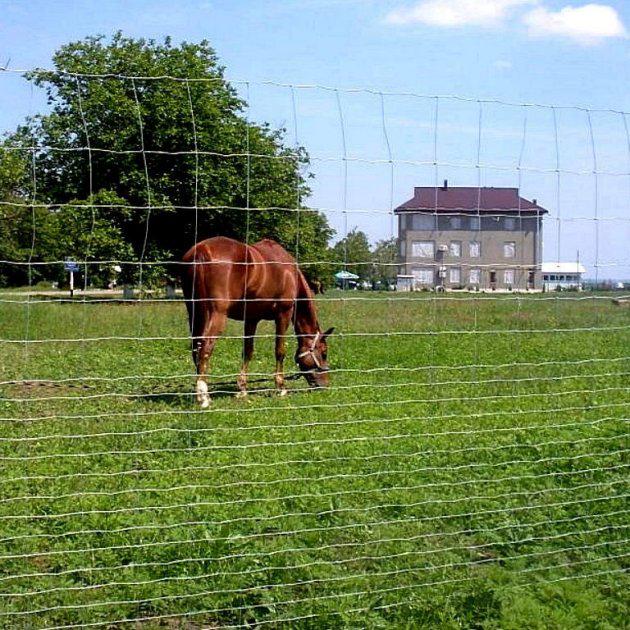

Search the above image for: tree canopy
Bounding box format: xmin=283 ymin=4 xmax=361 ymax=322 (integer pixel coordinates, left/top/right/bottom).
xmin=1 ymin=33 xmax=333 ymax=287
xmin=331 ymin=228 xmax=373 ymax=280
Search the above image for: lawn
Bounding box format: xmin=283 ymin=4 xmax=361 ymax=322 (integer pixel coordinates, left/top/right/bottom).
xmin=0 ymin=290 xmax=628 ymax=628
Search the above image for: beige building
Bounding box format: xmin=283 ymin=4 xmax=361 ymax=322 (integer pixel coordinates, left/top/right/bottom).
xmin=395 ymin=183 xmax=547 ymax=291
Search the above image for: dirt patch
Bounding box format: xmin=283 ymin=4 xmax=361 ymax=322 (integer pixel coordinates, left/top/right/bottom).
xmin=2 ymin=380 xmax=93 ymax=399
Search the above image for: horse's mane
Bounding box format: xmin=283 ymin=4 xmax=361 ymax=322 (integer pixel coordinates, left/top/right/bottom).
xmin=294 ymin=269 xmax=319 ymax=333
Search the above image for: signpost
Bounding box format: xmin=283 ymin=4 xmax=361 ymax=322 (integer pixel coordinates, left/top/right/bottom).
xmin=64 ymin=259 xmax=80 ymax=298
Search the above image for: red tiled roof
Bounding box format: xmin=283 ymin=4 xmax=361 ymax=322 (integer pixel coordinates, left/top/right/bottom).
xmin=394 ymin=186 xmax=548 ymax=214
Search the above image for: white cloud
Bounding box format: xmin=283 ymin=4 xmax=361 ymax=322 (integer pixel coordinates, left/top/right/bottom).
xmin=385 ymin=0 xmax=536 ymax=28
xmin=493 ymin=59 xmax=513 ymax=69
xmin=523 ymin=4 xmax=627 ymax=44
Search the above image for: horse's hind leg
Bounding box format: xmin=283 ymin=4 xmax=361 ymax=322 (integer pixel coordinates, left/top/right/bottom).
xmin=237 ymin=319 xmax=258 ymax=398
xmin=195 ymin=311 xmax=227 ymax=409
xmin=274 ymin=311 xmax=292 ymax=397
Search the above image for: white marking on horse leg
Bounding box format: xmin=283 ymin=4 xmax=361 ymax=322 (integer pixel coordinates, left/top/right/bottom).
xmin=235 ymin=372 xmax=248 ymax=398
xmin=275 ymin=372 xmax=287 ymax=397
xmin=236 ymin=370 xmax=248 ymax=398
xmin=196 ymin=379 xmax=210 ymax=409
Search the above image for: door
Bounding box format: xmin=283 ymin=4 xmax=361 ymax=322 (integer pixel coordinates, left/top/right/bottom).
xmin=489 ymin=270 xmax=497 ymax=290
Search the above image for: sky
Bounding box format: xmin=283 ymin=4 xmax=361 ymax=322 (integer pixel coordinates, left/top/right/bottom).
xmin=0 ymin=0 xmax=629 ymax=279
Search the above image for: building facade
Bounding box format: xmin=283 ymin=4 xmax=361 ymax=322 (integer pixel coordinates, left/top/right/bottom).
xmin=395 ymin=183 xmax=547 ymax=291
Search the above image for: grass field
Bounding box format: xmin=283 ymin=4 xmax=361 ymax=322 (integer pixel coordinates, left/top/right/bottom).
xmin=0 ymin=290 xmax=628 ymax=628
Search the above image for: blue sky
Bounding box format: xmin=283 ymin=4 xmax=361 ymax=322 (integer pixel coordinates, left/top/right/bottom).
xmin=1 ymin=0 xmax=629 ymax=278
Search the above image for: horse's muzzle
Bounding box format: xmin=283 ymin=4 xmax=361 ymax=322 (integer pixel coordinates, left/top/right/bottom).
xmin=304 ymin=370 xmax=330 ymax=388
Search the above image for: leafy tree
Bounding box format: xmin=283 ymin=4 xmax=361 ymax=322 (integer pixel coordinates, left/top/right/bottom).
xmin=0 ymin=142 xmax=38 ymax=286
xmin=332 ymin=228 xmax=373 ymax=281
xmin=0 ymin=143 xmax=134 ymax=287
xmin=45 ymin=191 xmax=137 ymax=288
xmin=372 ymin=237 xmax=398 ymax=286
xmin=5 ymin=33 xmax=332 ymax=286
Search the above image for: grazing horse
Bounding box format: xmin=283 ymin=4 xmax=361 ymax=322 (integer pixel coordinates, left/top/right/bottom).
xmin=181 ymin=236 xmax=334 ymax=408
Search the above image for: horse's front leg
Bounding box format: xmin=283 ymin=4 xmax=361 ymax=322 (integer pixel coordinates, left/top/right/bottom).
xmin=195 ymin=312 xmax=227 ymax=409
xmin=236 ymin=319 xmax=258 ymax=398
xmin=274 ymin=312 xmax=291 ymax=397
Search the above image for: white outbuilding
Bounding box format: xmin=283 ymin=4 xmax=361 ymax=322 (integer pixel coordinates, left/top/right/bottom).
xmin=541 ymin=262 xmax=586 ymax=291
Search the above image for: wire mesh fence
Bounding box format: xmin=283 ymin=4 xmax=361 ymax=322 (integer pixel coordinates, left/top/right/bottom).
xmin=0 ymin=65 xmax=628 ymax=627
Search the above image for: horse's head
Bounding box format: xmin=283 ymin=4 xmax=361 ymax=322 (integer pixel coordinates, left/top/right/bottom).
xmin=296 ymin=327 xmax=335 ymax=388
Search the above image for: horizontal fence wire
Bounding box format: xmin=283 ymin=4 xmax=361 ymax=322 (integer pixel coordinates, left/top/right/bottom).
xmin=3 ymin=384 xmax=628 ymax=424
xmin=2 ymin=325 xmax=629 ymax=344
xmin=2 ymin=198 xmax=630 ymax=220
xmin=0 ymin=451 xmax=627 ymax=508
xmin=2 ymin=354 xmax=627 ymax=386
xmin=2 ymin=144 xmax=630 ymax=176
xmin=2 ymin=65 xmax=630 ymax=112
xmin=0 ymin=504 xmax=624 ymax=590
xmin=2 ymin=535 xmax=628 ymax=619
xmin=2 ymin=368 xmax=629 ymax=404
xmin=1 ymin=490 xmax=625 ymax=582
xmin=31 ymin=557 xmax=630 ymax=630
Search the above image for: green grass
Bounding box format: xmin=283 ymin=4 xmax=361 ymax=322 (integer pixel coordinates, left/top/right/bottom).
xmin=0 ymin=290 xmax=628 ymax=628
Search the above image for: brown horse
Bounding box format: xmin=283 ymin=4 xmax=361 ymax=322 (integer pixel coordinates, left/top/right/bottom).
xmin=181 ymin=236 xmax=334 ymax=408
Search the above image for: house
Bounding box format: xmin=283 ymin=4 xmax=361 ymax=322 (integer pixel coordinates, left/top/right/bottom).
xmin=395 ymin=182 xmax=548 ymax=291
xmin=541 ymin=262 xmax=586 ymax=291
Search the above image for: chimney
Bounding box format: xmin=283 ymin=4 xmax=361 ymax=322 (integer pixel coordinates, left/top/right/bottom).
xmin=442 ymin=179 xmax=448 ymax=191
xmin=533 ymin=198 xmax=537 ymax=205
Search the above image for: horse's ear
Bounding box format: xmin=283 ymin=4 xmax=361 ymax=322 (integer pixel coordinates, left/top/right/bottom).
xmin=322 ymin=327 xmax=335 ymax=340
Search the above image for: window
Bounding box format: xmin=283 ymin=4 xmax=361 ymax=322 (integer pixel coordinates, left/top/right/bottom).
xmin=469 ymin=241 xmax=481 ymax=258
xmin=449 ymin=268 xmax=461 ymax=285
xmin=469 ymin=269 xmax=481 ymax=284
xmin=543 ymin=275 xmax=549 ymax=281
xmin=470 ymin=216 xmax=481 ymax=231
xmin=400 ymin=214 xmax=407 ymax=230
xmin=504 ymin=269 xmax=515 ymax=286
xmin=449 ymin=216 xmax=463 ymax=229
xmin=412 ymin=214 xmax=435 ymax=230
xmin=412 ymin=241 xmax=434 ymax=258
xmin=449 ymin=241 xmax=461 ymax=257
xmin=505 ymin=217 xmax=516 ymax=230
xmin=503 ymin=241 xmax=516 ymax=258
xmin=412 ymin=268 xmax=433 ymax=285
xmin=400 ymin=240 xmax=406 ymax=257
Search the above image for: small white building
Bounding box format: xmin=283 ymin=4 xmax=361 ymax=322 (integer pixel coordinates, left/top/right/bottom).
xmin=542 ymin=262 xmax=586 ymax=291
xmin=396 ymin=275 xmax=415 ymax=292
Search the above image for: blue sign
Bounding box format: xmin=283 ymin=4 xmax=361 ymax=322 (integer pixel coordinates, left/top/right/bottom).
xmin=64 ymin=260 xmax=80 ymax=272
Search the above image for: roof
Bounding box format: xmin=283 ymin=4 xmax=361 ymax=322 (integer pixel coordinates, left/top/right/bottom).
xmin=395 ymin=186 xmax=548 ymax=214
xmin=541 ymin=262 xmax=586 ymax=274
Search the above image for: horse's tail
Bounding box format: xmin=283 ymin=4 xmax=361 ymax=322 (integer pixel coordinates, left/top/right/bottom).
xmin=180 ymin=242 xmax=214 ymax=337
xmin=180 ymin=242 xmax=212 ymax=293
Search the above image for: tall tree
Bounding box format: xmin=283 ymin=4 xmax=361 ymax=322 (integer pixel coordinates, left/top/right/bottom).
xmin=372 ymin=237 xmax=398 ymax=286
xmin=6 ymin=34 xmax=332 ymax=285
xmin=0 ymin=141 xmax=38 ymax=286
xmin=332 ymin=228 xmax=373 ymax=281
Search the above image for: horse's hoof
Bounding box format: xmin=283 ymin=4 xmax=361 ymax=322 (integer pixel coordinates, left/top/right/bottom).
xmin=196 ymin=380 xmax=211 ymax=409
xmin=277 ymin=388 xmax=288 ymax=397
